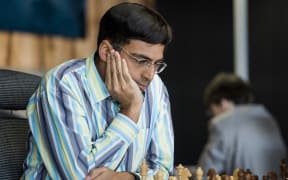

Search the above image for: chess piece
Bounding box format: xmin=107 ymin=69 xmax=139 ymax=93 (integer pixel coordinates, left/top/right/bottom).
xmin=251 ymin=175 xmax=258 ymax=180
xmin=168 ymin=176 xmax=177 ymax=180
xmin=267 ymin=171 xmax=277 ymax=180
xmin=207 ymin=168 xmax=217 ymax=180
xmin=182 ymin=167 xmax=192 ymax=180
xmin=280 ymin=159 xmax=288 ymax=180
xmin=196 ymin=166 xmax=204 ymax=180
xmin=154 ymin=169 xmax=165 ymax=180
xmin=140 ymin=159 xmax=148 ymax=180
xmin=176 ymin=164 xmax=184 ymax=180
xmin=233 ymin=168 xmax=240 ymax=180
xmin=221 ymin=174 xmax=230 ymax=180
xmin=244 ymin=169 xmax=252 ymax=180
xmin=244 ymin=173 xmax=251 ymax=180
xmin=237 ymin=169 xmax=245 ymax=180
xmin=174 ymin=165 xmax=192 ymax=180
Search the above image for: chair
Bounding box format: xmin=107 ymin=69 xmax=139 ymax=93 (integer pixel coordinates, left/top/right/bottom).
xmin=0 ymin=69 xmax=41 ymax=179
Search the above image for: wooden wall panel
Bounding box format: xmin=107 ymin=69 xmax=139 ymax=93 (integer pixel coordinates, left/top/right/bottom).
xmin=74 ymin=0 xmax=100 ymax=59
xmin=0 ymin=0 xmax=154 ymax=72
xmin=0 ymin=32 xmax=10 ymax=67
xmin=9 ymin=33 xmax=42 ymax=70
xmin=43 ymin=36 xmax=75 ymax=70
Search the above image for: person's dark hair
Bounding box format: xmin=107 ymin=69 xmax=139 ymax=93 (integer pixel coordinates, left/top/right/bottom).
xmin=204 ymin=72 xmax=254 ymax=106
xmin=97 ymin=2 xmax=172 ymax=52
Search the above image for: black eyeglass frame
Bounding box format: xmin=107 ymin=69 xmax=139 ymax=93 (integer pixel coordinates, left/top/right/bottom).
xmin=119 ymin=47 xmax=167 ymax=74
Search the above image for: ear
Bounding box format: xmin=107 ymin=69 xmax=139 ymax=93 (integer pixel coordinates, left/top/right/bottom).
xmin=98 ymin=40 xmax=113 ymax=62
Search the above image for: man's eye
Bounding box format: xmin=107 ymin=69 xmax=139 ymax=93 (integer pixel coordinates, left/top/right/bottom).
xmin=136 ymin=58 xmax=149 ymax=64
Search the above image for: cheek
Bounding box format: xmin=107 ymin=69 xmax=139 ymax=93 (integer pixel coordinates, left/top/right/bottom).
xmin=125 ymin=62 xmax=139 ymax=80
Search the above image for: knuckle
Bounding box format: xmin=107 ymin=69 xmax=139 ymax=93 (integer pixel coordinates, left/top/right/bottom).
xmin=112 ymin=86 xmax=120 ymax=94
xmin=120 ymin=84 xmax=126 ymax=90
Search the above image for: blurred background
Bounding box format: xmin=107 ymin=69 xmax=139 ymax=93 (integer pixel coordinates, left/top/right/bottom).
xmin=0 ymin=0 xmax=287 ymax=166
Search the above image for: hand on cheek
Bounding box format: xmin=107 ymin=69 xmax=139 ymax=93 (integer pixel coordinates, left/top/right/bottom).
xmin=105 ymin=49 xmax=143 ymax=123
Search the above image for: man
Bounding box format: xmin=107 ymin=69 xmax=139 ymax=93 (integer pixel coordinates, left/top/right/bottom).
xmin=198 ymin=72 xmax=287 ymax=177
xmin=22 ymin=2 xmax=174 ymax=179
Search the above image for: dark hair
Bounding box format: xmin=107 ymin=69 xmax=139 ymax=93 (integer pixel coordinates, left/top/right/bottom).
xmin=204 ymin=72 xmax=254 ymax=106
xmin=97 ymin=2 xmax=172 ymax=51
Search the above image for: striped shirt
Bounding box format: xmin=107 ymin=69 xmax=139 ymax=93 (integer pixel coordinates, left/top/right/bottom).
xmin=22 ymin=52 xmax=174 ymax=179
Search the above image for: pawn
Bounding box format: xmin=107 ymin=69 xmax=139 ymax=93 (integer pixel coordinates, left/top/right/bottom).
xmin=244 ymin=173 xmax=251 ymax=180
xmin=280 ymin=159 xmax=288 ymax=180
xmin=154 ymin=169 xmax=165 ymax=180
xmin=140 ymin=159 xmax=148 ymax=179
xmin=245 ymin=169 xmax=252 ymax=174
xmin=196 ymin=167 xmax=204 ymax=180
xmin=221 ymin=174 xmax=230 ymax=180
xmin=244 ymin=169 xmax=252 ymax=180
xmin=267 ymin=171 xmax=277 ymax=180
xmin=207 ymin=168 xmax=217 ymax=180
xmin=168 ymin=176 xmax=177 ymax=180
xmin=251 ymin=175 xmax=258 ymax=180
xmin=237 ymin=169 xmax=245 ymax=180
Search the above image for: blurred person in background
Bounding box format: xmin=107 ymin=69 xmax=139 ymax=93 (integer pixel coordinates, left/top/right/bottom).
xmin=197 ymin=72 xmax=287 ymax=177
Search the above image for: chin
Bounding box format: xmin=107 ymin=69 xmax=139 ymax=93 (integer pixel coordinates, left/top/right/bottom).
xmin=139 ymin=87 xmax=145 ymax=92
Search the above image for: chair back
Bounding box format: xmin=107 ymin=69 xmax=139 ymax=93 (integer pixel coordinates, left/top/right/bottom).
xmin=0 ymin=69 xmax=41 ymax=179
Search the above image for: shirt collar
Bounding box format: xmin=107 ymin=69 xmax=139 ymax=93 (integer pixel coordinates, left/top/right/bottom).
xmin=86 ymin=51 xmax=110 ymax=103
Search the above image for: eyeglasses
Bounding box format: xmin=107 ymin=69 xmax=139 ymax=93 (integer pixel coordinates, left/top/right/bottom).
xmin=120 ymin=47 xmax=167 ymax=74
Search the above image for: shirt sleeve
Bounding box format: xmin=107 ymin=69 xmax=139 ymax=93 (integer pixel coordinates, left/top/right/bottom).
xmin=144 ymin=85 xmax=174 ymax=178
xmin=26 ymin=75 xmax=140 ymax=179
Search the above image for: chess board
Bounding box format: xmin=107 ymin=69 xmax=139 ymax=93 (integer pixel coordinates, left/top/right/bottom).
xmin=140 ymin=159 xmax=288 ymax=180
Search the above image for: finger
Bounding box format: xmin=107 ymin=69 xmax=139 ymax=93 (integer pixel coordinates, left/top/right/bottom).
xmin=95 ymin=168 xmax=115 ymax=180
xmin=86 ymin=167 xmax=105 ymax=179
xmin=114 ymin=51 xmax=125 ymax=85
xmin=105 ymin=52 xmax=111 ymax=89
xmin=111 ymin=50 xmax=119 ymax=89
xmin=121 ymin=58 xmax=132 ymax=82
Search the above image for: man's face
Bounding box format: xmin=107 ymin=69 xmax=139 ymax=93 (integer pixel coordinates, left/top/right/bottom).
xmin=119 ymin=39 xmax=165 ymax=92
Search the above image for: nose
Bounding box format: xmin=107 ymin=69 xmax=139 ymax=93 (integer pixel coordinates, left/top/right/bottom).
xmin=142 ymin=66 xmax=155 ymax=82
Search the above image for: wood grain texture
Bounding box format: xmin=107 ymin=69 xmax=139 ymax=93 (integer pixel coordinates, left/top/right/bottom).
xmin=0 ymin=0 xmax=154 ymax=71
